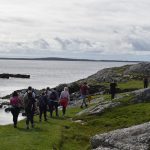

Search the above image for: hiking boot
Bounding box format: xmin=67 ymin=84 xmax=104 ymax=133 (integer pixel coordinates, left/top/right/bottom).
xmin=31 ymin=124 xmax=34 ymax=128
xmin=80 ymin=105 xmax=83 ymax=109
xmin=26 ymin=126 xmax=29 ymax=130
xmin=14 ymin=125 xmax=17 ymax=128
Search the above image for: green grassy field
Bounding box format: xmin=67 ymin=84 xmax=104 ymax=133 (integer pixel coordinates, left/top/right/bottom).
xmin=1 ymin=96 xmax=150 ymax=150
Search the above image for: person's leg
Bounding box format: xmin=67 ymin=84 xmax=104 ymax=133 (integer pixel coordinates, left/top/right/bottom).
xmin=11 ymin=108 xmax=16 ymax=127
xmin=44 ymin=106 xmax=47 ymax=121
xmin=80 ymin=95 xmax=85 ymax=108
xmin=111 ymin=92 xmax=115 ymax=99
xmin=50 ymin=105 xmax=53 ymax=117
xmin=39 ymin=107 xmax=42 ymax=122
xmin=25 ymin=110 xmax=30 ymax=129
xmin=30 ymin=110 xmax=34 ymax=128
xmin=54 ymin=102 xmax=59 ymax=117
xmin=49 ymin=101 xmax=53 ymax=117
xmin=14 ymin=108 xmax=20 ymax=127
xmin=83 ymin=97 xmax=87 ymax=107
xmin=62 ymin=106 xmax=66 ymax=116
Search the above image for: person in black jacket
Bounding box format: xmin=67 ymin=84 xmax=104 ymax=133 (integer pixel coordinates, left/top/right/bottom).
xmin=39 ymin=92 xmax=48 ymax=122
xmin=49 ymin=88 xmax=59 ymax=117
xmin=110 ymin=80 xmax=117 ymax=100
xmin=24 ymin=89 xmax=36 ymax=129
xmin=143 ymin=76 xmax=149 ymax=88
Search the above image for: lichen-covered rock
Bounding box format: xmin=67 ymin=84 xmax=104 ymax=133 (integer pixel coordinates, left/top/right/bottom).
xmin=87 ymin=68 xmax=121 ymax=82
xmin=77 ymin=101 xmax=121 ymax=116
xmin=91 ymin=122 xmax=150 ymax=150
xmin=132 ymin=88 xmax=150 ymax=103
xmin=124 ymin=62 xmax=150 ymax=76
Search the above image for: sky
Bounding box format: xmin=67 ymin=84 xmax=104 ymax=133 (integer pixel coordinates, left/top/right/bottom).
xmin=0 ymin=0 xmax=150 ymax=61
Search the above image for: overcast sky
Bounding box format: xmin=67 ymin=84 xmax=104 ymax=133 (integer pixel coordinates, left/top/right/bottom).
xmin=0 ymin=0 xmax=150 ymax=60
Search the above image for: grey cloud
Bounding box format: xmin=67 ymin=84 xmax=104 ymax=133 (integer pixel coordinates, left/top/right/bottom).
xmin=129 ymin=38 xmax=150 ymax=51
xmin=0 ymin=39 xmax=51 ymax=55
xmin=0 ymin=17 xmax=39 ymax=27
xmin=54 ymin=37 xmax=103 ymax=53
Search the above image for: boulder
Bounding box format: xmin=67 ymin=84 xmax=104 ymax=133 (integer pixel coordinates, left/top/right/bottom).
xmin=77 ymin=101 xmax=121 ymax=116
xmin=91 ymin=122 xmax=150 ymax=150
xmin=131 ymin=88 xmax=150 ymax=103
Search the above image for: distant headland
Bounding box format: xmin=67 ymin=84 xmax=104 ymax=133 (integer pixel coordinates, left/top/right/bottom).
xmin=0 ymin=57 xmax=143 ymax=63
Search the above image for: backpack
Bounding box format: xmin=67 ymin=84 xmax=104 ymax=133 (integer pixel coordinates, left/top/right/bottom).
xmin=50 ymin=91 xmax=57 ymax=100
xmin=39 ymin=96 xmax=47 ymax=107
xmin=26 ymin=92 xmax=35 ymax=110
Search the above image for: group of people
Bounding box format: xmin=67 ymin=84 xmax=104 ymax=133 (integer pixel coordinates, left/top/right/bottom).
xmin=11 ymin=79 xmax=136 ymax=129
xmin=10 ymin=86 xmax=70 ymax=129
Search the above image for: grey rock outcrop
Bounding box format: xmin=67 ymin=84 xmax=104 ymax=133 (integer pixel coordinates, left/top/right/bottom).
xmin=77 ymin=101 xmax=121 ymax=116
xmin=132 ymin=88 xmax=150 ymax=103
xmin=87 ymin=68 xmax=122 ymax=82
xmin=124 ymin=62 xmax=150 ymax=75
xmin=87 ymin=62 xmax=150 ymax=82
xmin=91 ymin=122 xmax=150 ymax=150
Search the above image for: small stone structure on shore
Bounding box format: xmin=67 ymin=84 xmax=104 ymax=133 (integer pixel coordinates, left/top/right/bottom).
xmin=0 ymin=73 xmax=30 ymax=79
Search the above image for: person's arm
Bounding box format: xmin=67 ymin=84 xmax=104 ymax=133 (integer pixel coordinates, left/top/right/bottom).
xmin=67 ymin=92 xmax=70 ymax=102
xmin=32 ymin=92 xmax=36 ymax=98
xmin=59 ymin=92 xmax=63 ymax=99
xmin=23 ymin=93 xmax=28 ymax=108
xmin=10 ymin=98 xmax=13 ymax=105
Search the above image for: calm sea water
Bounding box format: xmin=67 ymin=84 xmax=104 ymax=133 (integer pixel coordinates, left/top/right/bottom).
xmin=0 ymin=60 xmax=134 ymax=97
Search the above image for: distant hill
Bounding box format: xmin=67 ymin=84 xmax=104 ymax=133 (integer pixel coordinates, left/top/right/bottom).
xmin=0 ymin=57 xmax=142 ymax=62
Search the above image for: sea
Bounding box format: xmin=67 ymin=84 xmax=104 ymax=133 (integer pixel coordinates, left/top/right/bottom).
xmin=0 ymin=59 xmax=135 ymax=125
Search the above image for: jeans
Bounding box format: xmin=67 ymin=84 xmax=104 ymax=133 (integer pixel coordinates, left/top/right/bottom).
xmin=81 ymin=95 xmax=87 ymax=107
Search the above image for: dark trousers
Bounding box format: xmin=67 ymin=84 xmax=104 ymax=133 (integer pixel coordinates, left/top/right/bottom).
xmin=11 ymin=107 xmax=20 ymax=126
xmin=111 ymin=93 xmax=115 ymax=99
xmin=25 ymin=108 xmax=34 ymax=126
xmin=144 ymin=83 xmax=148 ymax=88
xmin=49 ymin=101 xmax=58 ymax=117
xmin=39 ymin=106 xmax=47 ymax=121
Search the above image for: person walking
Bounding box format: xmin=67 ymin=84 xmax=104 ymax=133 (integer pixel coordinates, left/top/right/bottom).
xmin=49 ymin=88 xmax=59 ymax=117
xmin=144 ymin=76 xmax=149 ymax=88
xmin=39 ymin=91 xmax=48 ymax=122
xmin=110 ymin=80 xmax=117 ymax=99
xmin=10 ymin=91 xmax=22 ymax=128
xmin=80 ymin=82 xmax=89 ymax=108
xmin=46 ymin=87 xmax=51 ymax=99
xmin=24 ymin=87 xmax=36 ymax=129
xmin=59 ymin=87 xmax=70 ymax=117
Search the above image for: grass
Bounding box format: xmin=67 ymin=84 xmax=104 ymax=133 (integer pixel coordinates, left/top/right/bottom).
xmin=118 ymin=80 xmax=143 ymax=90
xmin=1 ymin=98 xmax=150 ymax=150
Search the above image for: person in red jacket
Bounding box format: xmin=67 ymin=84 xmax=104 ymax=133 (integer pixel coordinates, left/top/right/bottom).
xmin=80 ymin=82 xmax=89 ymax=108
xmin=10 ymin=91 xmax=22 ymax=128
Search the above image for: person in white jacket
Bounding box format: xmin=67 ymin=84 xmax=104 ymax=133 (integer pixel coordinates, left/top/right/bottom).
xmin=59 ymin=87 xmax=70 ymax=116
